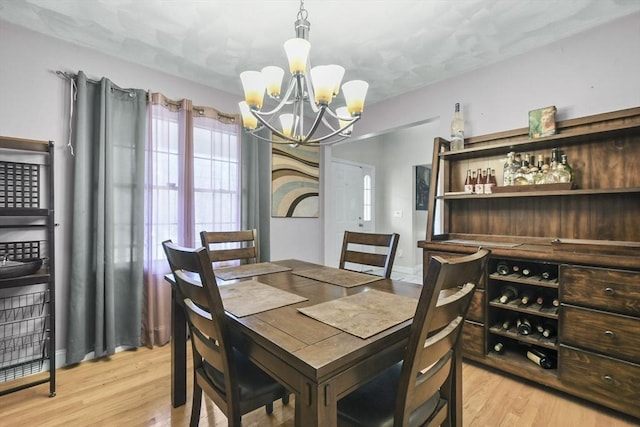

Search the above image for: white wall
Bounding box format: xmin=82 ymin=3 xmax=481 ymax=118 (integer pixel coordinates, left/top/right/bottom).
xmin=2 ymin=11 xmax=639 ymax=357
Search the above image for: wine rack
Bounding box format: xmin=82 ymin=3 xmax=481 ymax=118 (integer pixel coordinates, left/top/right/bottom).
xmin=487 ymin=258 xmax=559 ymax=369
xmin=419 ymin=106 xmax=640 ymax=419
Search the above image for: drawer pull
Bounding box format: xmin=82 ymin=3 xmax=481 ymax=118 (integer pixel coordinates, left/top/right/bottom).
xmin=604 ymin=330 xmax=615 ymax=338
xmin=602 ymin=375 xmax=614 ymax=384
xmin=604 ymin=287 xmax=616 ymax=296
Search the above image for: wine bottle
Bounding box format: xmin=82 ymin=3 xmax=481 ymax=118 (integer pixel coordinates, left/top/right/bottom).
xmin=520 ymin=264 xmax=534 ymax=277
xmin=520 ymin=290 xmax=534 ymax=306
xmin=502 ymin=316 xmax=514 ymax=331
xmin=541 ymin=321 xmax=556 ymax=338
xmin=471 ymin=171 xmax=477 ymax=193
xmin=496 ymin=261 xmax=511 ymax=275
xmin=499 ymin=285 xmax=519 ymax=303
xmin=450 ymin=103 xmax=465 ymax=151
xmin=561 ymin=153 xmax=574 ymax=182
xmin=517 ymin=317 xmax=532 ymax=335
xmin=540 ymin=265 xmax=557 ymax=280
xmin=493 ymin=342 xmax=505 ymax=354
xmin=464 ymin=169 xmax=473 ymax=194
xmin=535 ymin=292 xmax=547 ymax=307
xmin=475 ymin=168 xmax=484 ymax=194
xmin=526 ymin=348 xmax=556 ymax=369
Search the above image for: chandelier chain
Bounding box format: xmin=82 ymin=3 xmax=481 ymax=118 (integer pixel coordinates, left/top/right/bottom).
xmin=297 ymin=0 xmax=308 ymax=21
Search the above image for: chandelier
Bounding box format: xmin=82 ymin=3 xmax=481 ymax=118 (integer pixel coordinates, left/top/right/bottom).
xmin=238 ymin=0 xmax=369 ymax=146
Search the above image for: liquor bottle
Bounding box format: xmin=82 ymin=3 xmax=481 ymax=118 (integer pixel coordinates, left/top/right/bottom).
xmin=517 ymin=317 xmax=532 ymax=335
xmin=475 ymin=168 xmax=484 ymax=194
xmin=464 ymin=169 xmax=473 ymax=194
xmin=499 ymin=285 xmax=519 ymax=303
xmin=545 ymin=148 xmax=561 ymax=184
xmin=471 ymin=171 xmax=477 ymax=193
xmin=490 ymin=169 xmax=498 ymax=187
xmin=450 ymin=103 xmax=465 ymax=151
xmin=503 ymin=152 xmax=516 ymax=186
xmin=526 ymin=348 xmax=556 ymax=369
xmin=493 ymin=342 xmax=505 ymax=354
xmin=496 ymin=261 xmax=511 ymax=275
xmin=520 ymin=290 xmax=534 ymax=306
xmin=513 ymin=155 xmax=530 ymax=185
xmin=482 ymin=169 xmax=493 ymax=194
xmin=561 ymin=154 xmax=574 ymax=182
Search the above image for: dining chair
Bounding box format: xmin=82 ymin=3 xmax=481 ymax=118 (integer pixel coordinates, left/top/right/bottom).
xmin=337 ymin=248 xmax=490 ymax=427
xmin=200 ymin=229 xmax=259 ymax=266
xmin=162 ymin=240 xmax=288 ymax=427
xmin=339 ymin=231 xmax=400 ymax=279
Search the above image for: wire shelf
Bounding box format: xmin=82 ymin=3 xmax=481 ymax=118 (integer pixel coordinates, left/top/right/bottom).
xmin=0 ymin=161 xmax=40 ymax=209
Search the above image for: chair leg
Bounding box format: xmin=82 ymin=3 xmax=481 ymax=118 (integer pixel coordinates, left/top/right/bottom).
xmin=190 ymin=382 xmax=203 ymax=427
xmin=282 ymin=393 xmax=290 ymax=405
xmin=265 ymin=402 xmax=274 ymax=414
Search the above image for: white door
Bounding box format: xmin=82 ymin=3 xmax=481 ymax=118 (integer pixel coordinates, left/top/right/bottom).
xmin=327 ymin=160 xmax=374 ymax=268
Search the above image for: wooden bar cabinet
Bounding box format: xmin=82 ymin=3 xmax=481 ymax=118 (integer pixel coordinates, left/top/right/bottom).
xmin=418 ymin=106 xmax=640 ymax=419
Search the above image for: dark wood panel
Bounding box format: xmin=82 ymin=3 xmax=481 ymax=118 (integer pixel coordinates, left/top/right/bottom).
xmin=467 ymin=289 xmax=484 ymax=323
xmin=560 ymin=305 xmax=640 ymax=364
xmin=462 ymin=321 xmax=485 ymax=357
xmin=559 ymin=345 xmax=640 ymax=419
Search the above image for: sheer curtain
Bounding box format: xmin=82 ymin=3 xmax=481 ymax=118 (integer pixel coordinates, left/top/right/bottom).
xmin=142 ymin=93 xmax=244 ymax=346
xmin=66 ymin=71 xmax=147 ymax=364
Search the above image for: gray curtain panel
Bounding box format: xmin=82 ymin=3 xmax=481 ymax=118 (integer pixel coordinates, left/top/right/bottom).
xmin=66 ymin=71 xmax=147 ymax=364
xmin=241 ymin=129 xmax=271 ymax=261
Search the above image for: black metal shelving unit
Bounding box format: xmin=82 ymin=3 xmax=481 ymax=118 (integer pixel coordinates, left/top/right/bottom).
xmin=0 ymin=136 xmax=56 ymax=397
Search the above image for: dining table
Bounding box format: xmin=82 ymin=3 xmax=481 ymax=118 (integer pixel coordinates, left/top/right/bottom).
xmin=165 ymin=259 xmax=456 ymax=426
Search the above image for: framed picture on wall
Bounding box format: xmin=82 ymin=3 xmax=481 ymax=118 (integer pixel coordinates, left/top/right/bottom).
xmin=415 ymin=164 xmax=431 ymax=211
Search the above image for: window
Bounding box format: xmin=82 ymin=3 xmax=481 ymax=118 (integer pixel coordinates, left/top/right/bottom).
xmin=147 ymin=105 xmax=240 ymax=262
xmin=363 ymin=174 xmax=371 ymax=221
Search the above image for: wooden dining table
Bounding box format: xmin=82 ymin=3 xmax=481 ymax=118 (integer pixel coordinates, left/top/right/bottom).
xmin=166 ymin=259 xmax=429 ymax=426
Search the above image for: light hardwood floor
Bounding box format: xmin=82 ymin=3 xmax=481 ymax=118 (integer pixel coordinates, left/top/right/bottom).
xmin=1 ymin=344 xmax=637 ymax=427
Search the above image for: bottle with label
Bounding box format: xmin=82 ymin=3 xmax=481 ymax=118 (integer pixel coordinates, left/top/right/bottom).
xmin=484 ymin=169 xmax=496 ymax=194
xmin=503 ymin=152 xmax=516 ymax=186
xmin=526 ymin=347 xmax=556 ymax=369
xmin=464 ymin=169 xmax=473 ymax=194
xmin=534 ymin=154 xmax=547 ymax=185
xmin=450 ymin=103 xmax=465 ymax=151
xmin=475 ymin=168 xmax=484 ymax=194
xmin=545 ymin=148 xmax=561 ymax=184
xmin=471 ymin=171 xmax=477 ymax=193
xmin=499 ymin=285 xmax=519 ymax=303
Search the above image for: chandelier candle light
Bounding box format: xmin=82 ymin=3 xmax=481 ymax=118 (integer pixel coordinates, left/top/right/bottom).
xmin=238 ymin=0 xmax=369 ymax=146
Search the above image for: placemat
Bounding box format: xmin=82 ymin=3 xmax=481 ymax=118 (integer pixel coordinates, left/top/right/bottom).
xmin=292 ymin=266 xmax=384 ymax=288
xmin=297 ymin=289 xmax=418 ymax=339
xmin=219 ymin=280 xmax=307 ymax=317
xmin=215 ymin=262 xmax=292 ymax=281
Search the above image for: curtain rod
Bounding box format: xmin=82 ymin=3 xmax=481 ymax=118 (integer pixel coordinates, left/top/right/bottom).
xmin=55 ymin=70 xmax=138 ymax=95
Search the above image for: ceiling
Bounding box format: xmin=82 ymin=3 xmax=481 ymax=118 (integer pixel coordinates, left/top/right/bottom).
xmin=1 ymin=0 xmax=640 ymax=106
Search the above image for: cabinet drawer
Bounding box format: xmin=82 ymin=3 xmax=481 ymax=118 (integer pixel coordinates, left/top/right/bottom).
xmin=559 ymin=345 xmax=640 ymax=418
xmin=560 ymin=305 xmax=640 ymax=364
xmin=462 ymin=320 xmax=484 ymax=356
xmin=467 ymin=289 xmax=484 ymax=323
xmin=560 ymin=265 xmax=640 ymax=316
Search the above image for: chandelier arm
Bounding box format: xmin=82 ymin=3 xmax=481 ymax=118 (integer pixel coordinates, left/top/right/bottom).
xmin=303 ymin=70 xmax=322 ymax=114
xmin=303 ymin=114 xmax=361 ymax=144
xmin=300 ymin=106 xmax=329 ymax=144
xmin=251 ymin=110 xmax=304 ymax=144
xmin=256 ymin=75 xmax=298 ymax=116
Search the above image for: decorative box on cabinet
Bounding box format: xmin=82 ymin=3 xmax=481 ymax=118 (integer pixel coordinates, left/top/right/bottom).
xmin=418 ymin=107 xmax=640 ymax=419
xmin=0 ymin=136 xmax=56 ymax=397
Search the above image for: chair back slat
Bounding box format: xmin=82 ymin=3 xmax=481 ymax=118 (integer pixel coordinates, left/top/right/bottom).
xmin=200 ymin=229 xmax=259 ymax=264
xmin=339 ymin=231 xmax=400 ymax=279
xmin=395 ymin=248 xmax=490 ymax=427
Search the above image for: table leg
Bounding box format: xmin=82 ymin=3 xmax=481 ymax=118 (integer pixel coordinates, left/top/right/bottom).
xmin=171 ymin=286 xmax=187 ymax=407
xmin=296 ymin=381 xmax=337 ymax=427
